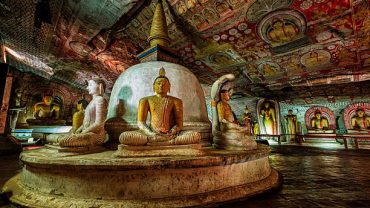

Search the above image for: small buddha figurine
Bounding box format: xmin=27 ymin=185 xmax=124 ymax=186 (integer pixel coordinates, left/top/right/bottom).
xmin=211 ymin=74 xmax=257 ymax=150
xmin=351 ymin=108 xmax=370 ymax=130
xmin=119 ymin=68 xmax=201 ymax=146
xmin=311 ymin=110 xmax=329 ymax=130
xmin=47 ymin=78 xmax=107 ymax=148
xmin=72 ymin=98 xmax=88 ymax=133
xmin=33 ymin=93 xmax=60 ymax=119
xmin=284 ymin=109 xmax=298 ymax=141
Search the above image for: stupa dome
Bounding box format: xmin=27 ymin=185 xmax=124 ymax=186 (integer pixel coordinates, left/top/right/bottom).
xmin=106 ymin=61 xmax=211 ymax=147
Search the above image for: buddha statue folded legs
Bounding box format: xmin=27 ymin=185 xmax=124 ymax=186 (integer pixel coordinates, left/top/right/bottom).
xmin=120 ymin=130 xmax=200 ymax=146
xmin=211 ymin=74 xmax=257 ymax=150
xmin=118 ymin=68 xmax=201 ymax=150
xmin=46 ymin=78 xmax=108 ymax=149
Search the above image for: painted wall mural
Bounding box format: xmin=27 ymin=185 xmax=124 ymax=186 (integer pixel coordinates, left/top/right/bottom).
xmin=0 ymin=0 xmax=369 ymax=99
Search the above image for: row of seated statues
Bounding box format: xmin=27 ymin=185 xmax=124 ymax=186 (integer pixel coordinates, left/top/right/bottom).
xmin=26 ymin=67 xmax=370 ymax=150
xmin=44 ymin=69 xmax=256 ymax=151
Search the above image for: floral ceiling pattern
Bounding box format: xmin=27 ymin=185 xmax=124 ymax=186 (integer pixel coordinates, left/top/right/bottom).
xmin=0 ymin=0 xmax=369 ymax=99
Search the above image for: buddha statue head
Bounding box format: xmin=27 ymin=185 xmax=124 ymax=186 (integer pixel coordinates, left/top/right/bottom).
xmin=356 ymin=108 xmax=365 ymax=117
xmin=42 ymin=93 xmax=53 ymax=106
xmin=88 ymin=78 xmax=106 ymax=96
xmin=314 ymin=110 xmax=322 ymax=119
xmin=288 ymin=109 xmax=293 ymax=115
xmin=153 ymin=67 xmax=170 ymax=96
xmin=264 ymin=102 xmax=270 ymax=108
xmin=220 ymin=89 xmax=231 ymax=102
xmin=77 ymin=99 xmax=88 ymax=111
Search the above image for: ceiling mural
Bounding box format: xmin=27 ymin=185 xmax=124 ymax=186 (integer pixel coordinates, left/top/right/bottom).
xmin=0 ymin=0 xmax=369 ymax=99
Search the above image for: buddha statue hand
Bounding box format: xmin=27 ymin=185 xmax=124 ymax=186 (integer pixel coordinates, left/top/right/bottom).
xmin=221 ymin=120 xmax=246 ymax=132
xmin=148 ymin=133 xmax=177 ymax=143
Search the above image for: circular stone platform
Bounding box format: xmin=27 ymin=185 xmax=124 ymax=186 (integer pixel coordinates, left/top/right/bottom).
xmin=3 ymin=145 xmax=280 ymax=208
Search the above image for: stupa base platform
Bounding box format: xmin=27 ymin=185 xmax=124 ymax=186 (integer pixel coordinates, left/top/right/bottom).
xmin=45 ymin=144 xmax=107 ymax=154
xmin=114 ymin=144 xmax=205 ymax=157
xmin=2 ymin=145 xmax=280 ymax=208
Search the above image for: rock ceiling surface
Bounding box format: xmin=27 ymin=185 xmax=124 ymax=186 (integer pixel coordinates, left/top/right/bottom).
xmin=0 ymin=0 xmax=369 ymax=100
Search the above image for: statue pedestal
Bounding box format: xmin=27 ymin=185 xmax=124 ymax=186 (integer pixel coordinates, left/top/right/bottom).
xmin=307 ymin=129 xmax=335 ymax=134
xmin=3 ymin=145 xmax=280 ymax=207
xmin=29 ymin=125 xmax=72 ymax=140
xmin=213 ymin=130 xmax=258 ymax=151
xmin=347 ymin=129 xmax=370 ymax=134
xmin=45 ymin=144 xmax=106 ymax=154
xmin=27 ymin=119 xmax=66 ymax=126
xmin=114 ymin=144 xmax=204 ymax=157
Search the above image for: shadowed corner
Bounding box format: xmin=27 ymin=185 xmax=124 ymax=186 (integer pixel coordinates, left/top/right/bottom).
xmin=0 ymin=191 xmax=11 ymax=207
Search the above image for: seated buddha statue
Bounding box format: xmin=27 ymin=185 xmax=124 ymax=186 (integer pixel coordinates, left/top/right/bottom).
xmin=46 ymin=78 xmax=107 ymax=148
xmin=351 ymin=108 xmax=370 ymax=131
xmin=211 ymin=74 xmax=257 ymax=150
xmin=72 ymin=98 xmax=88 ymax=133
xmin=310 ymin=110 xmax=330 ymax=132
xmin=119 ymin=68 xmax=201 ymax=146
xmin=26 ymin=93 xmax=65 ymax=125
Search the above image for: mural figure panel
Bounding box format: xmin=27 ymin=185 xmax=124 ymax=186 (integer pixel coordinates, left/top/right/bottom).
xmin=256 ymin=9 xmax=309 ymax=53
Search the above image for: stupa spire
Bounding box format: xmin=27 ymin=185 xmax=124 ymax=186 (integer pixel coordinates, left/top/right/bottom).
xmin=148 ymin=0 xmax=170 ymax=47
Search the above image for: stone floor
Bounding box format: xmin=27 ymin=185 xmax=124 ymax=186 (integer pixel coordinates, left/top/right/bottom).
xmin=0 ymin=142 xmax=369 ymax=208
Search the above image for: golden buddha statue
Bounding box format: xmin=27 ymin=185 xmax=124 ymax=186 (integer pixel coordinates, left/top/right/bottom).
xmin=311 ymin=110 xmax=329 ymax=130
xmin=27 ymin=93 xmax=65 ymax=125
xmin=268 ymin=18 xmax=299 ymax=46
xmin=211 ymin=74 xmax=257 ymax=150
xmin=34 ymin=94 xmax=60 ymax=119
xmin=72 ymin=98 xmax=88 ymax=133
xmin=351 ymin=108 xmax=370 ymax=131
xmin=119 ymin=68 xmax=201 ymax=146
xmin=284 ymin=109 xmax=298 ymax=141
xmin=260 ymin=102 xmax=277 ymax=135
xmin=46 ymin=78 xmax=107 ymax=148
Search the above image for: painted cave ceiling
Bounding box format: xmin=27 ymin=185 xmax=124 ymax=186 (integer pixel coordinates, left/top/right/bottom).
xmin=0 ymin=0 xmax=369 ymax=100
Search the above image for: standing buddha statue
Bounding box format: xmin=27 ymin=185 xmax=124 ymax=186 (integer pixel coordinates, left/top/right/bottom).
xmin=284 ymin=109 xmax=298 ymax=141
xmin=260 ymin=102 xmax=277 ymax=135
